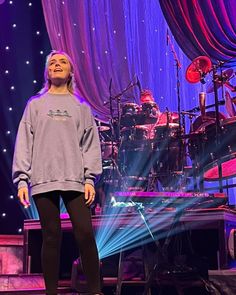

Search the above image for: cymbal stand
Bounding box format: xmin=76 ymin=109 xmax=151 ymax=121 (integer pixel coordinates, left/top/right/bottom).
xmin=104 ymin=77 xmax=140 ymax=190
xmin=212 ymin=65 xmax=223 ymax=192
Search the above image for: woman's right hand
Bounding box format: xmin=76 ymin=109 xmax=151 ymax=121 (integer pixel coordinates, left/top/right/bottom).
xmin=17 ymin=187 xmax=31 ymax=208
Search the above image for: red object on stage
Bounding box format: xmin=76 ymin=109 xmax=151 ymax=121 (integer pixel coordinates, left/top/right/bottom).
xmin=186 ymin=56 xmax=212 ymax=83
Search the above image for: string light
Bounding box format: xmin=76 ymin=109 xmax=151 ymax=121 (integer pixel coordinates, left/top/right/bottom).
xmin=2 ymin=213 xmax=6 ymax=217
xmin=5 ymin=70 xmax=9 ymax=74
xmin=26 ymin=60 xmax=30 ymax=64
xmin=28 ymin=2 xmax=32 ymax=6
xmin=9 ymin=195 xmax=14 ymax=199
xmin=5 ymin=46 xmax=10 ymax=50
xmin=8 ymin=107 xmax=13 ymax=111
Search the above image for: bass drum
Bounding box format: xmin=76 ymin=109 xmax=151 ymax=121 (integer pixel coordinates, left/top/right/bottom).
xmin=188 ymin=111 xmax=228 ymax=180
xmin=204 ymin=117 xmax=236 ymax=180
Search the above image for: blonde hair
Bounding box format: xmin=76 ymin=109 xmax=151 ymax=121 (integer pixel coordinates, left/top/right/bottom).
xmin=39 ymin=50 xmax=78 ymax=95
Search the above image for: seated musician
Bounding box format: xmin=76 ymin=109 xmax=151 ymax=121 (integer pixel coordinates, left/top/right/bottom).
xmin=140 ymin=89 xmax=161 ymax=139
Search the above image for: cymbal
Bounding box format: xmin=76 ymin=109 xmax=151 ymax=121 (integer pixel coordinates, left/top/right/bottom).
xmin=98 ymin=126 xmax=110 ymax=132
xmin=186 ymin=56 xmax=212 ymax=83
xmin=206 ymin=69 xmax=234 ymax=93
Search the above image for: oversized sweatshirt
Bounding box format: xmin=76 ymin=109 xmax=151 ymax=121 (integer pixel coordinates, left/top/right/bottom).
xmin=12 ymin=92 xmax=103 ymax=196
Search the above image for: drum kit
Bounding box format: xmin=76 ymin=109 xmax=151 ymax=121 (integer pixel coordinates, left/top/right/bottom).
xmin=98 ymin=56 xmax=236 ymax=193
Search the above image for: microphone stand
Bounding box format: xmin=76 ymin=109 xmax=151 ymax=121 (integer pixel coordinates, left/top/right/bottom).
xmin=168 ymin=34 xmax=184 ymax=184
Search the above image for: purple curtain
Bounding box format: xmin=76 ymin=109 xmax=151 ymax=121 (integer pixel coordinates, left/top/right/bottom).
xmin=41 ymin=0 xmax=203 ymax=121
xmin=159 ymin=0 xmax=236 ymax=63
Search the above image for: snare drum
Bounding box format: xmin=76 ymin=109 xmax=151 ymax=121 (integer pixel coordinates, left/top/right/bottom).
xmin=158 ymin=111 xmax=179 ymax=126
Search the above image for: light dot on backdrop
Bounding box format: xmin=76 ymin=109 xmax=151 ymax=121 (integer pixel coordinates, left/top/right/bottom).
xmin=97 ymin=66 xmax=101 ymax=70
xmin=3 ymin=149 xmax=7 ymax=153
xmin=73 ymin=23 xmax=77 ymax=27
xmin=26 ymin=60 xmax=30 ymax=64
xmin=36 ymin=31 xmax=40 ymax=35
xmin=33 ymin=80 xmax=37 ymax=84
xmin=9 ymin=195 xmax=14 ymax=199
xmin=5 ymin=46 xmax=10 ymax=50
xmin=113 ymin=30 xmax=116 ymax=34
xmin=92 ymin=27 xmax=95 ymax=31
xmin=18 ymin=228 xmax=22 ymax=233
xmin=28 ymin=2 xmax=32 ymax=6
xmin=105 ymin=50 xmax=108 ymax=54
xmin=81 ymin=50 xmax=85 ymax=54
xmin=8 ymin=107 xmax=13 ymax=111
xmin=10 ymin=86 xmax=15 ymax=90
xmin=2 ymin=213 xmax=6 ymax=217
xmin=5 ymin=70 xmax=9 ymax=74
xmin=9 ymin=1 xmax=13 ymax=4
xmin=40 ymin=50 xmax=44 ymax=54
xmin=6 ymin=130 xmax=11 ymax=135
xmin=57 ymin=33 xmax=61 ymax=37
xmin=12 ymin=23 xmax=16 ymax=28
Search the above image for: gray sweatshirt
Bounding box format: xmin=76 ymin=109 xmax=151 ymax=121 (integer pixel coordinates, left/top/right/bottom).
xmin=12 ymin=92 xmax=102 ymax=196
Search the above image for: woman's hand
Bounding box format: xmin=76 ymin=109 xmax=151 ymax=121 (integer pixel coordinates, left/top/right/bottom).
xmin=17 ymin=187 xmax=31 ymax=208
xmin=85 ymin=183 xmax=95 ymax=206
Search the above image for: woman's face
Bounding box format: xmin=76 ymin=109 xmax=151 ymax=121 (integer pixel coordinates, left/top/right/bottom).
xmin=47 ymin=53 xmax=72 ymax=85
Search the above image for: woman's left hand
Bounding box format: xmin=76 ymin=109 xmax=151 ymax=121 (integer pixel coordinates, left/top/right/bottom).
xmin=85 ymin=183 xmax=96 ymax=206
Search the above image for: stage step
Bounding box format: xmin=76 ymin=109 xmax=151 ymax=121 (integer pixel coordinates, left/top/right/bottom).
xmin=0 ymin=274 xmax=75 ymax=294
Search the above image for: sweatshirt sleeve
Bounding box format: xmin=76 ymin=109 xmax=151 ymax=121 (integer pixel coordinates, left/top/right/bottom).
xmin=12 ymin=101 xmax=34 ymax=189
xmin=81 ymin=107 xmax=102 ymax=187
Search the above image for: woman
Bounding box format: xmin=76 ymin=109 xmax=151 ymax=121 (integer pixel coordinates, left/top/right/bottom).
xmin=12 ymin=50 xmax=103 ymax=295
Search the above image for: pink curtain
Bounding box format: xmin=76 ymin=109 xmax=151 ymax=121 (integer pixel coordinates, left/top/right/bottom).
xmin=159 ymin=0 xmax=236 ymax=63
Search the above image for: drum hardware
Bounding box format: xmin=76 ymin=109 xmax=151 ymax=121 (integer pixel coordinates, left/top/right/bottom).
xmin=206 ymin=69 xmax=235 ymax=93
xmin=98 ymin=125 xmax=110 ymax=132
xmin=185 ymin=55 xmax=236 ymax=191
xmin=187 ymin=100 xmax=225 ymax=113
xmin=180 ymin=111 xmax=197 ymax=117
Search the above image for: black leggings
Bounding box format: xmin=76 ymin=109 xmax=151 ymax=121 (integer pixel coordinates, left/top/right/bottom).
xmin=33 ymin=190 xmax=101 ymax=295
